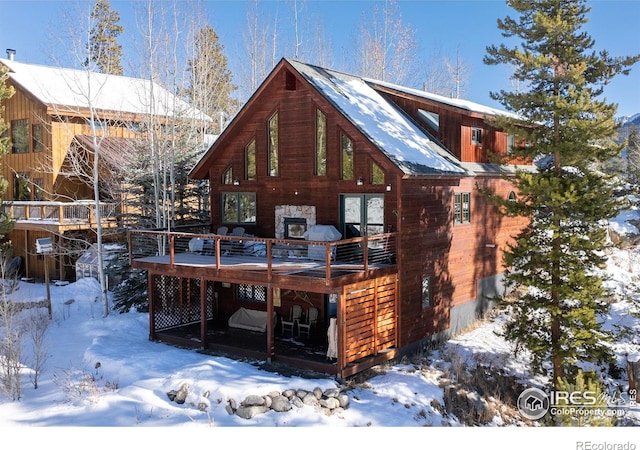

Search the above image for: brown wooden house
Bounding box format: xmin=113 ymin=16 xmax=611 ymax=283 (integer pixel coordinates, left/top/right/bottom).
xmin=0 ymin=55 xmax=210 ymax=280
xmin=129 ymin=58 xmax=533 ymax=379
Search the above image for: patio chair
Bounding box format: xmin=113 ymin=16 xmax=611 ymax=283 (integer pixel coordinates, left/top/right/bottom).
xmin=298 ymin=306 xmax=318 ymax=338
xmin=281 ymin=304 xmax=302 ymax=336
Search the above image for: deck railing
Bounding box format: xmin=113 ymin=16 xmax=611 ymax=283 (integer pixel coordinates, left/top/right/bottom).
xmin=128 ymin=229 xmax=397 ymax=280
xmin=1 ymin=200 xmax=118 ymax=225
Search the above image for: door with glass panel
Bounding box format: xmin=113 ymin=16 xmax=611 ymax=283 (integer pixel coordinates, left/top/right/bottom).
xmin=339 ymin=194 xmax=384 ymax=238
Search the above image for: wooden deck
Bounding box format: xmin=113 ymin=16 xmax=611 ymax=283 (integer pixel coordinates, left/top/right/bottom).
xmin=2 ymin=200 xmax=118 ymax=232
xmin=128 ymin=229 xmax=400 ymax=379
xmin=129 ymin=230 xmax=397 ymax=290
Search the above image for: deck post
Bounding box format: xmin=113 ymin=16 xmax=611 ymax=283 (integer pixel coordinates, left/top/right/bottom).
xmin=266 ymin=285 xmax=275 ymax=359
xmin=169 ymin=234 xmax=175 ymax=265
xmin=325 ymin=243 xmax=331 ymax=285
xmin=148 ymin=271 xmax=156 ymax=341
xmin=200 ymin=277 xmax=207 ymax=347
xmin=338 ymin=288 xmax=346 ymax=377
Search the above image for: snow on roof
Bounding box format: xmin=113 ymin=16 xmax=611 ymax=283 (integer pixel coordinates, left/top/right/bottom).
xmin=288 ymin=59 xmax=466 ymax=176
xmin=365 ymin=78 xmax=521 ymax=120
xmin=1 ymin=58 xmax=211 ymax=121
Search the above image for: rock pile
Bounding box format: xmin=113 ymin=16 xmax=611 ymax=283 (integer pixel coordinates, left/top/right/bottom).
xmin=166 ymin=383 xmax=350 ymax=420
xmin=227 ymin=386 xmax=350 ymax=419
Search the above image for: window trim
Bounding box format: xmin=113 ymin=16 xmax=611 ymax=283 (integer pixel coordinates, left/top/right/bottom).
xmin=417 ymin=109 xmax=439 ymax=133
xmin=315 ymin=108 xmax=327 ymax=176
xmin=371 ymin=160 xmax=384 ymax=185
xmin=222 ymin=166 xmax=234 ymax=185
xmin=32 ymin=123 xmax=45 ymax=153
xmin=267 ymin=111 xmax=279 ymax=176
xmin=471 ymin=127 xmax=482 ymax=145
xmin=14 ymin=172 xmax=31 ymax=200
xmin=221 ymin=191 xmax=257 ymax=225
xmin=245 ymin=138 xmax=256 ymax=181
xmin=454 ymin=192 xmax=471 ymax=224
xmin=422 ymin=276 xmax=432 ymax=309
xmin=236 ymin=284 xmax=266 ymax=303
xmin=11 ymin=119 xmax=29 ymax=154
xmin=341 ymin=131 xmax=354 ymax=181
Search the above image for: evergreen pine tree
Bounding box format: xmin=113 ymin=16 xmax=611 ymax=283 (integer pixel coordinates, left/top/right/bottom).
xmin=483 ymin=0 xmax=640 ymax=390
xmin=0 ymin=64 xmax=15 ymax=236
xmin=627 ymin=126 xmax=640 ymax=186
xmin=109 ymin=143 xmax=207 ymax=313
xmin=185 ymin=25 xmax=239 ymax=134
xmin=87 ymin=0 xmax=124 ymax=75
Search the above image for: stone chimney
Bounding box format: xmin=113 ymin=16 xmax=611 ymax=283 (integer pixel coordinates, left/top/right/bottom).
xmin=6 ymin=49 xmax=16 ymax=61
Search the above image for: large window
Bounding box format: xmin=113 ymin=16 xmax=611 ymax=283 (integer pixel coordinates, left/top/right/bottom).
xmin=341 ymin=194 xmax=384 ymax=237
xmin=245 ymin=138 xmax=256 ymax=181
xmin=315 ymin=109 xmax=326 ymax=176
xmin=222 ymin=166 xmax=234 ymax=185
xmin=237 ymin=284 xmax=266 ymax=303
xmin=454 ymin=192 xmax=471 ymax=224
xmin=11 ymin=119 xmax=29 ymax=153
xmin=14 ymin=172 xmax=31 ymax=200
xmin=371 ymin=161 xmax=384 ymax=185
xmin=32 ymin=178 xmax=44 ymax=200
xmin=268 ymin=112 xmax=278 ymax=176
xmin=32 ymin=123 xmax=45 ymax=152
xmin=222 ymin=192 xmax=256 ymax=224
xmin=341 ymin=132 xmax=353 ymax=180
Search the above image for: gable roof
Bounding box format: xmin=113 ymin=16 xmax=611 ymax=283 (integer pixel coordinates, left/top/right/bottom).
xmin=287 ymin=59 xmax=466 ymax=176
xmin=192 ymin=58 xmax=528 ymax=179
xmin=1 ymin=58 xmax=212 ymax=121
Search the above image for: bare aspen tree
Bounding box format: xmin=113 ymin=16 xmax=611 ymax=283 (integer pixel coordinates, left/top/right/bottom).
xmin=287 ymin=0 xmax=333 ymax=68
xmin=0 ymin=246 xmax=23 ymax=400
xmin=240 ymin=0 xmax=281 ymax=101
xmin=42 ymin=1 xmax=126 ymax=317
xmin=443 ymin=47 xmax=471 ymax=99
xmin=421 ymin=45 xmax=453 ymax=96
xmin=351 ymin=0 xmax=418 ymax=86
xmin=25 ymin=308 xmax=49 ymax=390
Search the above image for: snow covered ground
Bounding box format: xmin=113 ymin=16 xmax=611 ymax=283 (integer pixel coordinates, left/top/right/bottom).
xmin=0 ymin=210 xmax=639 ymax=447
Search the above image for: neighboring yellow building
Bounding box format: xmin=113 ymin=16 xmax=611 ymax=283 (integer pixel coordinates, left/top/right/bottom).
xmin=0 ymin=55 xmax=212 ymax=280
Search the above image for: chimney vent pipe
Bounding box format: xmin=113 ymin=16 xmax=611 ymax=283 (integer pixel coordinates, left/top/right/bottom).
xmin=6 ymin=49 xmax=16 ymax=61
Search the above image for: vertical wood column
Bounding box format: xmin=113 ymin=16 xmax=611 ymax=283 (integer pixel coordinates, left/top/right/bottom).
xmin=266 ymin=285 xmax=274 ymax=358
xmin=148 ymin=272 xmax=156 ymax=341
xmin=338 ymin=287 xmax=346 ymax=378
xmin=200 ymin=277 xmax=207 ymax=348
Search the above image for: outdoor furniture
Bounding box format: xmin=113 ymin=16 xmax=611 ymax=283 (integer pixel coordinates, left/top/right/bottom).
xmin=281 ymin=305 xmax=302 ymax=336
xmin=228 ymin=307 xmax=275 ymax=333
xmin=298 ymin=306 xmax=318 ymax=338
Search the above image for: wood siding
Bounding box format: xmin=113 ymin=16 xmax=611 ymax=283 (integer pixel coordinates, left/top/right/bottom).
xmin=375 ymin=88 xmax=510 ymax=163
xmin=206 ymin=68 xmax=401 ymax=239
xmin=395 ymin=176 xmax=527 ymax=346
xmin=342 ymin=275 xmax=397 ymax=365
xmin=2 ymin=80 xmax=140 ymax=202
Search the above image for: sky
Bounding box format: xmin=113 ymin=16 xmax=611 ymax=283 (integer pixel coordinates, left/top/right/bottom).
xmin=0 ymin=201 xmax=638 ymax=443
xmin=0 ymin=0 xmax=639 ymax=118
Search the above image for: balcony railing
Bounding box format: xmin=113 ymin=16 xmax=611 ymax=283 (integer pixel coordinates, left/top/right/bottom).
xmin=1 ymin=200 xmax=117 ymax=226
xmin=128 ymin=229 xmax=397 ymax=283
